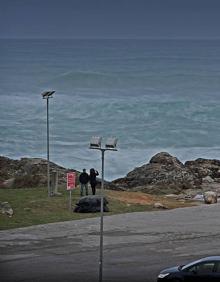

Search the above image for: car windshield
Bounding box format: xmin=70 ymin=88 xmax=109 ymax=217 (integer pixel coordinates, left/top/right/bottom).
xmin=182 ymin=259 xmax=202 ymax=271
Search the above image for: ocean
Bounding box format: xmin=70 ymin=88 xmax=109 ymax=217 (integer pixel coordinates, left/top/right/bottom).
xmin=1 ymin=38 xmax=220 ymax=180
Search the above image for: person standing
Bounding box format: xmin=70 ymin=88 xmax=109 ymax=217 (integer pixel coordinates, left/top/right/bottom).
xmin=89 ymin=168 xmax=99 ymax=195
xmin=79 ymin=169 xmax=89 ymax=196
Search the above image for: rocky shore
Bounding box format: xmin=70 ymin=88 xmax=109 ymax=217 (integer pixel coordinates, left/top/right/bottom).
xmin=1 ymin=152 xmax=220 ymax=197
xmin=109 ymin=152 xmax=220 ymax=197
xmin=0 ymin=156 xmax=77 ymax=188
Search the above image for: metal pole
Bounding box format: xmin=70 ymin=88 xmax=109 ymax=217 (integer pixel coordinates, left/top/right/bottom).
xmin=69 ymin=190 xmax=72 ymax=211
xmin=99 ymin=149 xmax=105 ymax=282
xmin=47 ymin=98 xmax=50 ymax=197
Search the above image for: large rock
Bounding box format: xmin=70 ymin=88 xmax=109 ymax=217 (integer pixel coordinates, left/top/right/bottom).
xmin=74 ymin=195 xmax=109 ymax=213
xmin=111 ymin=152 xmax=199 ymax=194
xmin=203 ymin=191 xmax=218 ymax=204
xmin=0 ymin=156 xmax=78 ymax=188
xmin=0 ymin=202 xmax=13 ymax=217
xmin=154 ymin=202 xmax=168 ymax=209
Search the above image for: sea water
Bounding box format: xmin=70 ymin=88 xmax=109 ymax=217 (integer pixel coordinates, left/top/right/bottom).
xmin=1 ymin=39 xmax=220 ymax=180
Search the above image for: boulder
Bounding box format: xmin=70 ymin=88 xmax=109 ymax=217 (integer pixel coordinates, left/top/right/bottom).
xmin=0 ymin=202 xmax=13 ymax=217
xmin=74 ymin=195 xmax=109 ymax=213
xmin=203 ymin=191 xmax=218 ymax=204
xmin=154 ymin=202 xmax=167 ymax=209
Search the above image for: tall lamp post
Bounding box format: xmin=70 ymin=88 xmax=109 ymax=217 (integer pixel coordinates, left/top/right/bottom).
xmin=89 ymin=136 xmax=118 ymax=282
xmin=41 ymin=90 xmax=55 ymax=197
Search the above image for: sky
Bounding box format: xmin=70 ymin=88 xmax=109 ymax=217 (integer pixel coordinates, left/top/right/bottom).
xmin=1 ymin=0 xmax=220 ymax=39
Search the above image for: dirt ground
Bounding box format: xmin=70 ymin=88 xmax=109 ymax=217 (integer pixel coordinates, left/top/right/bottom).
xmin=106 ymin=190 xmax=198 ymax=209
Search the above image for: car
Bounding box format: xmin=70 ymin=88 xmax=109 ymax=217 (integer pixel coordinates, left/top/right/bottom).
xmin=157 ymin=256 xmax=220 ymax=281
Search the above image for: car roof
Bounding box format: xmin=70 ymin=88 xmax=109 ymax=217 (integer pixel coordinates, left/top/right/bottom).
xmin=182 ymin=256 xmax=220 ymax=270
xmin=199 ymin=256 xmax=220 ymax=262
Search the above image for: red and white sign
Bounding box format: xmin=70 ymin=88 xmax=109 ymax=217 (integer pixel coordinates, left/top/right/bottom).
xmin=67 ymin=172 xmax=76 ymax=190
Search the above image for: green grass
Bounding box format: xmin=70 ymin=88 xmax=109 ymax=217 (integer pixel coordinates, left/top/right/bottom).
xmin=0 ymin=187 xmax=154 ymax=230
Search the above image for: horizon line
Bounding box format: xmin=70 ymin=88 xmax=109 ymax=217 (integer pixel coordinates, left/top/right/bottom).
xmin=1 ymin=36 xmax=220 ymax=40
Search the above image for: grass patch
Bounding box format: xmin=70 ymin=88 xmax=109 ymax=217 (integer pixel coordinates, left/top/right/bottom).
xmin=0 ymin=187 xmax=156 ymax=230
xmin=0 ymin=187 xmax=196 ymax=230
xmin=0 ymin=187 xmax=94 ymax=230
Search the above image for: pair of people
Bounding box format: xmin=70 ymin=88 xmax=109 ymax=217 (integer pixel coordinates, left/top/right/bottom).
xmin=79 ymin=168 xmax=99 ymax=196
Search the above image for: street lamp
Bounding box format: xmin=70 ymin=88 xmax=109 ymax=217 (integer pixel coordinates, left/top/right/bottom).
xmin=89 ymin=136 xmax=118 ymax=282
xmin=41 ymin=90 xmax=55 ymax=197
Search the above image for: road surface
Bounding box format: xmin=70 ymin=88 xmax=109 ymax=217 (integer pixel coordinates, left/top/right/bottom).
xmin=1 ymin=203 xmax=220 ymax=282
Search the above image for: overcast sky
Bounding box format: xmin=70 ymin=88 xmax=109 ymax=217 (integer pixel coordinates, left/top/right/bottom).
xmin=1 ymin=0 xmax=220 ymax=39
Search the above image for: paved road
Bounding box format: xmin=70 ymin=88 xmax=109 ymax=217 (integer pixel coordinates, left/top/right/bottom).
xmin=1 ymin=203 xmax=220 ymax=282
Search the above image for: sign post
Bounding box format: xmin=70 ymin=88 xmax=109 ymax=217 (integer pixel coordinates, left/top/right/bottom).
xmin=67 ymin=172 xmax=76 ymax=211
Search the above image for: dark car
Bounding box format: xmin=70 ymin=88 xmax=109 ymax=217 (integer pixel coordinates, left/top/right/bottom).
xmin=157 ymin=256 xmax=220 ymax=281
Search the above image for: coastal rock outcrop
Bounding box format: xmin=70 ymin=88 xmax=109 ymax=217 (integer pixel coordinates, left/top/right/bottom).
xmin=2 ymin=153 xmax=220 ymax=195
xmin=111 ymin=152 xmax=199 ymax=194
xmin=0 ymin=156 xmax=77 ymax=188
xmin=110 ymin=152 xmax=220 ymax=194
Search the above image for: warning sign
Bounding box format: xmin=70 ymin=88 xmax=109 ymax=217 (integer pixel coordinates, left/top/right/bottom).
xmin=67 ymin=172 xmax=76 ymax=190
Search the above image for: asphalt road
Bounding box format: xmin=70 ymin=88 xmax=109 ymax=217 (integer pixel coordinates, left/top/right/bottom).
xmin=1 ymin=203 xmax=220 ymax=282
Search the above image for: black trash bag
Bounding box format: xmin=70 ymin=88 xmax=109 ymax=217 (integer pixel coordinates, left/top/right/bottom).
xmin=74 ymin=195 xmax=109 ymax=213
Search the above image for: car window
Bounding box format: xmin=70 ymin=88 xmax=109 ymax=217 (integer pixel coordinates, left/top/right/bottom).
xmin=196 ymin=262 xmax=215 ymax=274
xmin=185 ymin=262 xmax=215 ymax=274
xmin=215 ymin=262 xmax=220 ymax=273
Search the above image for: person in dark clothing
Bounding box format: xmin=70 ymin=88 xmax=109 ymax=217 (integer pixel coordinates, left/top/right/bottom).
xmin=79 ymin=168 xmax=89 ymax=196
xmin=89 ymin=168 xmax=99 ymax=195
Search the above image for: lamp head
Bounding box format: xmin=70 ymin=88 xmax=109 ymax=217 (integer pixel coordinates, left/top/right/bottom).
xmin=105 ymin=137 xmax=118 ymax=150
xmin=41 ymin=90 xmax=55 ymax=99
xmin=90 ymin=136 xmax=102 ymax=149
